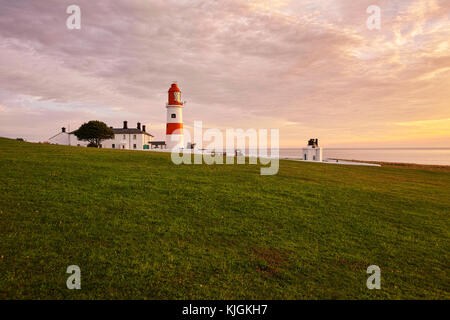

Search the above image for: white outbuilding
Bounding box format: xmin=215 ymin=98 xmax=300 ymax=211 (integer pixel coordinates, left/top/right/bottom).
xmin=48 ymin=127 xmax=88 ymax=147
xmin=301 ymin=138 xmax=322 ymax=161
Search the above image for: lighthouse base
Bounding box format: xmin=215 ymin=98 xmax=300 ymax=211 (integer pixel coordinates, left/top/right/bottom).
xmin=166 ymin=134 xmax=184 ymax=151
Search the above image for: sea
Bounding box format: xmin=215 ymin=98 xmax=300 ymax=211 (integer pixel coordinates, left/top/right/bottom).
xmin=157 ymin=146 xmax=450 ymax=166
xmin=276 ymin=148 xmax=450 ymax=166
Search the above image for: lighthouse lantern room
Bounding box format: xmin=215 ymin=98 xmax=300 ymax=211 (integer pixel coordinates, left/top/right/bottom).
xmin=166 ymin=83 xmax=184 ymax=150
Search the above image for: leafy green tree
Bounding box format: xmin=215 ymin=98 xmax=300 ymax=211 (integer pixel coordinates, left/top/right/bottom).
xmin=74 ymin=120 xmax=114 ymax=148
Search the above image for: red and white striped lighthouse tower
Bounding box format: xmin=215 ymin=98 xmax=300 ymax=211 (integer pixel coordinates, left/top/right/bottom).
xmin=166 ymin=82 xmax=184 ymax=150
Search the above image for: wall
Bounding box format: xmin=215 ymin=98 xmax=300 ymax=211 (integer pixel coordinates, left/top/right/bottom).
xmin=302 ymin=147 xmax=323 ymax=161
xmin=48 ymin=132 xmax=71 ymax=145
xmin=100 ymin=133 xmax=153 ymax=150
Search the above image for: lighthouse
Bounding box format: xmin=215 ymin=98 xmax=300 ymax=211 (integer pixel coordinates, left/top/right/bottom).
xmin=166 ymin=82 xmax=184 ymax=150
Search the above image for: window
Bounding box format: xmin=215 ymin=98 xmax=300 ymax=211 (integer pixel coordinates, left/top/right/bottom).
xmin=304 ymin=154 xmax=307 ymax=160
xmin=133 ymin=135 xmax=136 ymax=140
xmin=171 ymin=113 xmax=176 ymax=118
xmin=133 ymin=144 xmax=136 ymax=149
xmin=112 ymin=144 xmax=115 ymax=149
xmin=123 ymin=135 xmax=126 ymax=140
xmin=313 ymin=155 xmax=316 ymax=160
xmin=122 ymin=145 xmax=125 ymax=149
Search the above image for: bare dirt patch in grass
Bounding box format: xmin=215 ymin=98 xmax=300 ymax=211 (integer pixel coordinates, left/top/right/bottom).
xmin=252 ymin=247 xmax=292 ymax=277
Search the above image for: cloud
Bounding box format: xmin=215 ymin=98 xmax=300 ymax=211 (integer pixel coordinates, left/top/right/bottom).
xmin=0 ymin=0 xmax=449 ymax=146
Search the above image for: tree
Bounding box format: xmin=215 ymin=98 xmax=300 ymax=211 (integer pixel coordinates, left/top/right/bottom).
xmin=74 ymin=121 xmax=114 ymax=148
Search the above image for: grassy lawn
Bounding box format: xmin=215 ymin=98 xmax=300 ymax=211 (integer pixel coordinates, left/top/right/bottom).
xmin=0 ymin=137 xmax=449 ymax=299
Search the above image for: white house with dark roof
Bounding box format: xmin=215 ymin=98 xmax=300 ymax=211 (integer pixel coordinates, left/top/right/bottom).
xmin=48 ymin=121 xmax=155 ymax=150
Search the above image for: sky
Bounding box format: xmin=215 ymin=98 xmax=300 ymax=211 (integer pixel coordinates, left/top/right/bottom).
xmin=0 ymin=0 xmax=449 ymax=148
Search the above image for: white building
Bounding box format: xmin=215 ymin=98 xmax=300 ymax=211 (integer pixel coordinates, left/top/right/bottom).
xmin=48 ymin=121 xmax=154 ymax=150
xmin=301 ymin=138 xmax=323 ymax=161
xmin=101 ymin=121 xmax=154 ymax=150
xmin=48 ymin=127 xmax=81 ymax=146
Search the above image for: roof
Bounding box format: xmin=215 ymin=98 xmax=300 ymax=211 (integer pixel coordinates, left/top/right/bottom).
xmin=48 ymin=131 xmax=67 ymax=140
xmin=168 ymin=83 xmax=181 ymax=92
xmin=112 ymin=128 xmax=154 ymax=137
xmin=69 ymin=128 xmax=154 ymax=137
xmin=150 ymin=141 xmax=166 ymax=145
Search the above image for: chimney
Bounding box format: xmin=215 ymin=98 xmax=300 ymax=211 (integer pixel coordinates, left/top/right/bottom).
xmin=123 ymin=121 xmax=128 ymax=129
xmin=142 ymin=125 xmax=146 ymax=132
xmin=62 ymin=127 xmax=66 ymax=133
xmin=137 ymin=122 xmax=141 ymax=130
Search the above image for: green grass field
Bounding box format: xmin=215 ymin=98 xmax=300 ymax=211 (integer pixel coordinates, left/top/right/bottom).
xmin=0 ymin=137 xmax=449 ymax=299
